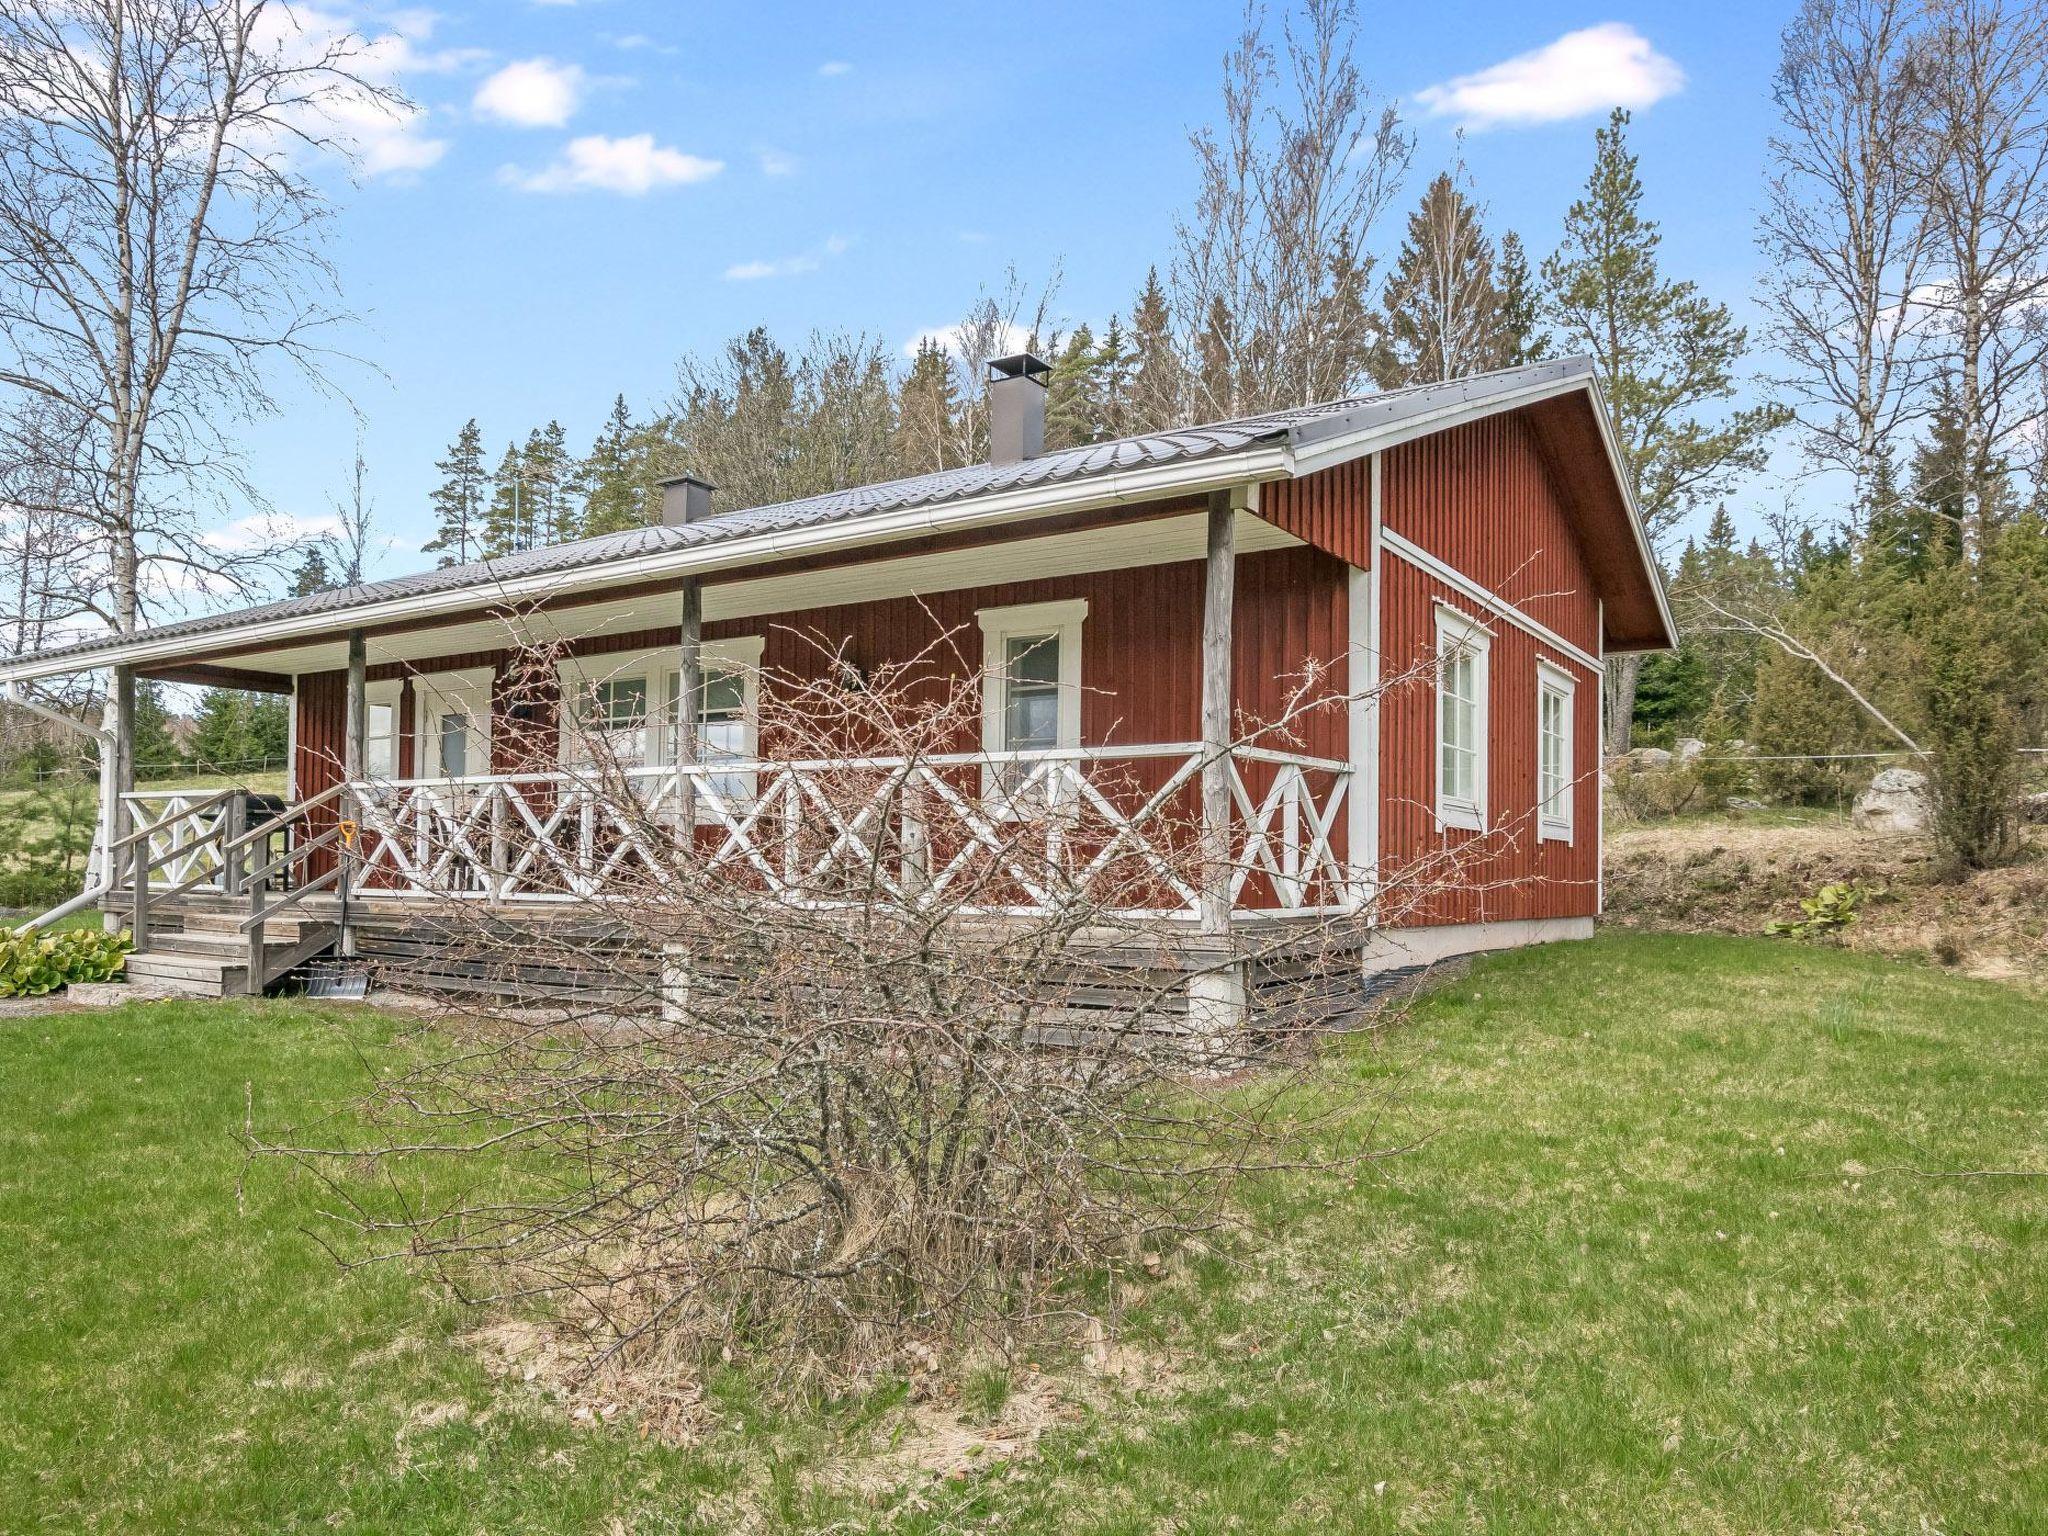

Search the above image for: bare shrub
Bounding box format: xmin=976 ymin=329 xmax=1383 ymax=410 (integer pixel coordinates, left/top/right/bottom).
xmin=263 ymin=629 xmax=1515 ymax=1396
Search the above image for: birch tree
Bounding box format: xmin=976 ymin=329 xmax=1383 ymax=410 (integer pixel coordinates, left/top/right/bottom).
xmin=1758 ymin=0 xmax=1934 ymax=534
xmin=1174 ymin=0 xmax=1411 ymax=418
xmin=1544 ymin=110 xmax=1784 ymax=755
xmin=0 ymin=0 xmax=398 ymax=638
xmin=1911 ymin=0 xmax=2048 ymax=557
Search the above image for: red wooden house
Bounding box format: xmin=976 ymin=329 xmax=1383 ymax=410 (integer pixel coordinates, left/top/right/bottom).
xmin=1 ymin=356 xmax=1671 ymax=1004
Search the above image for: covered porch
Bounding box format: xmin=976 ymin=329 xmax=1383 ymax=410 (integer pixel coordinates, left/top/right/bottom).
xmin=99 ymin=485 xmax=1375 ymax=1006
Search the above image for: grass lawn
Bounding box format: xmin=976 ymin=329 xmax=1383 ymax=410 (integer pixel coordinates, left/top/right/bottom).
xmin=2 ymin=932 xmax=2043 ymax=1532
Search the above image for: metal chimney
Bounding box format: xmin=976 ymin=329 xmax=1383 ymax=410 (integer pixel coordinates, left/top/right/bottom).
xmin=986 ymin=353 xmax=1050 ymax=464
xmin=656 ymin=474 xmax=716 ymax=526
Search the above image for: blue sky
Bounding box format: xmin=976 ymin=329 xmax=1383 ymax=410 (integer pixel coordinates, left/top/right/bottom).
xmin=244 ymin=1 xmax=1799 ymax=579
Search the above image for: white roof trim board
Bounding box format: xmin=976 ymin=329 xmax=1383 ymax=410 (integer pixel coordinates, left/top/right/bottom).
xmin=0 ymin=358 xmax=1669 ymax=682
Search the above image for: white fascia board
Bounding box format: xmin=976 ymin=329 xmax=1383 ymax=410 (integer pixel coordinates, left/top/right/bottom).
xmin=0 ymin=446 xmax=1292 ymax=684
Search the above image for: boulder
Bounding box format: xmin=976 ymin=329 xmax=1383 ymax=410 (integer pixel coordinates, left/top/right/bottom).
xmin=1623 ymin=747 xmax=1673 ymax=772
xmin=1852 ymin=766 xmax=1930 ymax=834
xmin=1726 ymin=797 xmax=1768 ymax=812
xmin=1673 ymin=738 xmax=1706 ymax=764
xmin=2023 ymin=790 xmax=2048 ymax=825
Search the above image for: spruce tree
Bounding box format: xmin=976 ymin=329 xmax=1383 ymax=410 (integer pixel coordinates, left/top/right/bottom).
xmin=1094 ymin=316 xmax=1136 ymax=439
xmin=290 ymin=546 xmax=331 ymax=597
xmin=1045 ymin=324 xmax=1103 ymax=450
xmin=1371 ymin=171 xmax=1502 ymax=388
xmin=519 ymin=422 xmax=576 ymax=547
xmin=188 ymin=690 xmax=254 ymax=775
xmin=894 ymin=338 xmax=959 ymax=476
xmin=1544 ymin=109 xmax=1784 ymax=753
xmin=481 ymin=442 xmax=525 ymax=557
xmin=130 ymin=682 xmax=185 ymax=781
xmin=1127 ymin=267 xmax=1183 ymax=432
xmin=580 ymin=395 xmax=645 ymax=539
xmin=422 ymin=419 xmax=488 ymax=567
xmin=1495 ymin=231 xmax=1548 ymax=365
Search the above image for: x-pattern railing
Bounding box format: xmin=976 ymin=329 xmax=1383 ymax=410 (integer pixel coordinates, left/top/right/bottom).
xmin=346 ymin=743 xmax=1355 ymax=920
xmin=121 ymin=791 xmax=234 ymax=893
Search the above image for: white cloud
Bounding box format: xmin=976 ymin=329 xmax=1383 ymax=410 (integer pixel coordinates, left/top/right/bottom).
xmin=901 ymin=320 xmax=1031 ymax=360
xmin=474 ymin=57 xmax=587 ymax=128
xmin=241 ymin=5 xmax=461 ymax=180
xmin=1414 ymin=23 xmax=1684 ymax=130
xmin=503 ymin=134 xmax=723 ymax=194
xmin=201 ymin=510 xmax=343 ymax=555
xmin=817 ymin=60 xmax=852 ymax=77
xmin=724 ymin=234 xmax=849 ymax=281
xmin=758 ymin=147 xmax=797 ymax=177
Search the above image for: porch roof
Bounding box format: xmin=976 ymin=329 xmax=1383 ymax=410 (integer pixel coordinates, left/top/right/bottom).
xmin=0 ymin=357 xmax=1672 ymax=684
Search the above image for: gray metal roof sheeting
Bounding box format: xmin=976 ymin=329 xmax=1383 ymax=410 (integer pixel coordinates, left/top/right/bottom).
xmin=13 ymin=358 xmax=1599 ymax=673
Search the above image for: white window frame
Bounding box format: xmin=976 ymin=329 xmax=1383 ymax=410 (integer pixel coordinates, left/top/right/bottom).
xmin=1434 ymin=603 xmax=1490 ymax=834
xmin=976 ymin=599 xmax=1087 ymax=755
xmin=976 ymin=598 xmax=1087 ymax=809
xmin=1536 ymin=659 xmax=1576 ymax=845
xmin=362 ymin=680 xmax=403 ymax=782
xmin=413 ymin=667 xmax=493 ymax=782
xmin=557 ymin=638 xmax=765 ymax=815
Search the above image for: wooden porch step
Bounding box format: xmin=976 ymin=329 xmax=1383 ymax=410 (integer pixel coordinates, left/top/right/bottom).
xmin=124 ymin=921 xmax=340 ymax=998
xmin=125 ymin=950 xmax=249 ymax=994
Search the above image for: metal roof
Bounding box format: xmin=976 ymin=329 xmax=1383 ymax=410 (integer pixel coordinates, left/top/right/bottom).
xmin=7 ymin=358 xmax=1614 ymax=676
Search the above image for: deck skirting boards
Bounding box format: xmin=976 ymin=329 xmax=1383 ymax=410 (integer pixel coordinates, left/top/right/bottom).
xmin=1362 ymin=916 xmax=1594 ymax=971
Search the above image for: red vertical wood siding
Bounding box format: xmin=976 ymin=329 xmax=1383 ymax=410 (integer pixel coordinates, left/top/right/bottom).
xmin=1257 ymin=455 xmax=1375 ymax=567
xmin=1376 ymin=420 xmax=1605 ymax=925
xmin=1380 ymin=412 xmax=1601 ymax=657
xmin=291 ymin=548 xmax=1352 ymax=878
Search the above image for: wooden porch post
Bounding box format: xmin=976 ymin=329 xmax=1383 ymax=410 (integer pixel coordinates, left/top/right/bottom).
xmin=1190 ymin=488 xmax=1247 ymax=1044
xmin=113 ymin=664 xmax=139 ymax=938
xmin=676 ymin=577 xmax=701 ymax=832
xmin=340 ymin=630 xmax=367 ymax=956
xmin=1199 ymin=490 xmax=1236 ymax=938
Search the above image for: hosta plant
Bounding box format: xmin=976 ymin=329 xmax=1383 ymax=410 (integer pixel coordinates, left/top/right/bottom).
xmin=0 ymin=928 xmax=132 ymax=998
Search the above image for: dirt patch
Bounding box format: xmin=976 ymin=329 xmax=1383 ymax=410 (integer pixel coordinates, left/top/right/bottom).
xmin=1605 ymin=814 xmax=2048 ymax=985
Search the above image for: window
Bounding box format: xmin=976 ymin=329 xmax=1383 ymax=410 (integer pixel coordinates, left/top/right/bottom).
xmin=365 ymin=702 xmax=397 ymax=780
xmin=591 ymin=676 xmax=652 ymax=767
xmin=438 ymin=712 xmax=470 ymax=778
xmin=1435 ymin=605 xmax=1489 ymax=832
xmin=665 ymin=664 xmax=755 ymax=807
xmin=1537 ymin=661 xmax=1576 ymax=843
xmin=977 ymin=599 xmax=1087 ymax=801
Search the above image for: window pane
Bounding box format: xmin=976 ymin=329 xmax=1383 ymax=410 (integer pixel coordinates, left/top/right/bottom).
xmin=1005 ymin=633 xmax=1060 ymax=687
xmin=1006 ymin=685 xmax=1060 ymax=750
xmin=595 ymin=678 xmax=646 ymax=729
xmin=702 ymin=669 xmax=745 ymax=720
xmin=439 ymin=713 xmax=469 ymax=777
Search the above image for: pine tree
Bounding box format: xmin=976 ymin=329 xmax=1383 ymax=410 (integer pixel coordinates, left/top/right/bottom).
xmin=422 ymin=419 xmax=488 ymax=567
xmin=1371 ymin=171 xmax=1502 ymax=388
xmin=1544 ymin=109 xmax=1785 ymax=753
xmin=580 ymin=395 xmax=645 ymax=539
xmin=1127 ymin=267 xmax=1183 ymax=432
xmin=290 ymin=546 xmax=332 ymax=597
xmin=1495 ymin=231 xmax=1548 ymax=365
xmin=481 ymin=442 xmax=525 ymax=557
xmin=894 ymin=338 xmax=959 ymax=476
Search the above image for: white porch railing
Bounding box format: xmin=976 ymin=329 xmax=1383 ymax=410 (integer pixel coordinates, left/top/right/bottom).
xmin=120 ymin=791 xmax=234 ymax=893
xmin=345 ymin=742 xmax=1354 ymax=920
